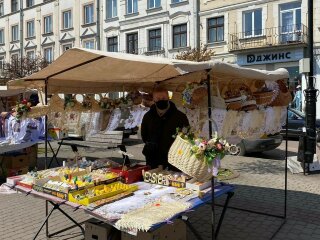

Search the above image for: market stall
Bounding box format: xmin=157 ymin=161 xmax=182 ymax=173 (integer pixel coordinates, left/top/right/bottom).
xmin=6 ymin=48 xmax=291 ymax=239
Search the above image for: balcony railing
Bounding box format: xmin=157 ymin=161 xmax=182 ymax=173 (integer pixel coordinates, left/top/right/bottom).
xmin=120 ymin=47 xmax=166 ymax=57
xmin=229 ymin=24 xmax=308 ymax=52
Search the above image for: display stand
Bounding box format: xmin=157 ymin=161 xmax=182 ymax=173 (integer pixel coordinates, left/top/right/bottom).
xmin=11 ymin=182 xmax=234 ymax=240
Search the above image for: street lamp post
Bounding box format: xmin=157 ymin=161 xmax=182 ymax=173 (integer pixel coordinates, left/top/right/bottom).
xmin=303 ymin=0 xmax=318 ymax=165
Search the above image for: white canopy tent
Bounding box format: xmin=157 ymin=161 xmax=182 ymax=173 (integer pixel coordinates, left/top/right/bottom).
xmin=7 ymin=48 xmax=289 ymax=94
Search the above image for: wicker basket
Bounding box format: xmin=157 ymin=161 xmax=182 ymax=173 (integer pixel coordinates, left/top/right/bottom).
xmin=168 ymin=135 xmax=212 ymax=182
xmin=252 ymin=90 xmax=275 ymax=106
xmin=26 ymin=105 xmax=49 ymax=118
xmin=270 ymin=79 xmax=292 ymax=106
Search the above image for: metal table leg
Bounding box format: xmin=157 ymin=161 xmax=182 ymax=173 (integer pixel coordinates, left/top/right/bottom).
xmin=33 ymin=200 xmax=85 ymax=240
xmin=215 ymin=191 xmax=234 ymax=238
xmin=33 ymin=201 xmax=58 ymax=240
xmin=181 ymin=215 xmax=204 ymax=240
xmin=181 ymin=191 xmax=234 ymax=240
xmin=48 ymin=139 xmax=64 ymax=168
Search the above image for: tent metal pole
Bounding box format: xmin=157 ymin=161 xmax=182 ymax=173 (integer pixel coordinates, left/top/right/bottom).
xmin=45 ymin=78 xmax=48 ymax=169
xmin=283 ymin=78 xmax=290 ymax=221
xmin=206 ymin=70 xmax=215 ymax=240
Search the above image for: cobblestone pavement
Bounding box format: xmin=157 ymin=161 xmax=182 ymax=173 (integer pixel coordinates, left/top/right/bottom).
xmin=1 ymin=139 xmax=320 ymax=240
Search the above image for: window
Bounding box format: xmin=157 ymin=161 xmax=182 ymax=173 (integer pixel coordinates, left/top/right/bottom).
xmin=107 ymin=0 xmax=117 ymax=18
xmin=11 ymin=53 xmax=19 ymax=61
xmin=280 ymin=2 xmax=301 ymax=43
xmin=127 ymin=0 xmax=138 ymax=14
xmin=127 ymin=33 xmax=138 ymax=54
xmin=0 ymin=2 xmax=4 ymax=16
xmin=26 ymin=0 xmax=34 ymax=7
xmin=11 ymin=25 xmax=19 ymax=42
xmin=62 ymin=44 xmax=72 ymax=52
xmin=0 ymin=29 xmax=4 ymax=44
xmin=173 ymin=24 xmax=187 ymax=48
xmin=26 ymin=50 xmax=35 ymax=59
xmin=44 ymin=15 xmax=53 ymax=34
xmin=171 ymin=0 xmax=183 ymax=3
xmin=44 ymin=47 xmax=53 ymax=62
xmin=63 ymin=10 xmax=72 ymax=29
xmin=84 ymin=4 xmax=94 ymax=24
xmin=11 ymin=0 xmax=18 ymax=12
xmin=149 ymin=28 xmax=161 ymax=51
xmin=148 ymin=0 xmax=160 ymax=9
xmin=27 ymin=20 xmax=35 ymax=38
xmin=243 ymin=9 xmax=262 ymax=37
xmin=107 ymin=37 xmax=118 ymax=52
xmin=83 ymin=39 xmax=95 ymax=49
xmin=208 ymin=17 xmax=224 ymax=43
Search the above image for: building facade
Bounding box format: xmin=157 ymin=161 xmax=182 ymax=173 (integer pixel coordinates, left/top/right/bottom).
xmin=0 ymin=0 xmax=99 ymax=66
xmin=200 ymin=0 xmax=320 ymax=117
xmin=102 ymin=0 xmax=198 ymax=58
xmin=0 ymin=0 xmax=198 ymax=68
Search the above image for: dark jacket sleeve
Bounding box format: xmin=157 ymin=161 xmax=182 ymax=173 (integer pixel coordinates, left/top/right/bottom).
xmin=141 ymin=114 xmax=148 ymax=143
xmin=181 ymin=113 xmax=189 ymax=128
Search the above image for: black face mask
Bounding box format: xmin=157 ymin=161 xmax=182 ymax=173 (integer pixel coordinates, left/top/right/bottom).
xmin=155 ymin=100 xmax=169 ymax=110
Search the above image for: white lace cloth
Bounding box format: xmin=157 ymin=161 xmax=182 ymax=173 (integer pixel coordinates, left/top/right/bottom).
xmin=93 ymin=182 xmax=176 ymax=221
xmin=262 ymin=107 xmax=283 ymax=135
xmin=106 ymin=106 xmax=149 ymax=131
xmin=86 ymin=112 xmax=101 ymax=136
xmin=4 ymin=118 xmax=41 ymax=144
xmin=105 ymin=109 xmax=122 ymax=131
xmin=181 ymin=106 xmax=287 ymax=140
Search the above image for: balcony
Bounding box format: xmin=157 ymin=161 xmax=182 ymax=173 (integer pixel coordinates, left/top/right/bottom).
xmin=229 ymin=24 xmax=308 ymax=52
xmin=120 ymin=47 xmax=166 ymax=57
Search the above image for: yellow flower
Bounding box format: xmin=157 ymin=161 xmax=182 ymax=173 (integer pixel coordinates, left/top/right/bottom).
xmin=178 ymin=149 xmax=183 ymax=155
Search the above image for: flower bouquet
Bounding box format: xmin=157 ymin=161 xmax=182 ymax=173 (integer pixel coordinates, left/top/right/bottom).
xmin=14 ymin=99 xmax=31 ymax=120
xmin=168 ymin=127 xmax=229 ymax=181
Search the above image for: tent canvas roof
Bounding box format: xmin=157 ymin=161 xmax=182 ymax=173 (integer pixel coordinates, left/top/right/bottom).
xmin=7 ymin=48 xmax=289 ymax=94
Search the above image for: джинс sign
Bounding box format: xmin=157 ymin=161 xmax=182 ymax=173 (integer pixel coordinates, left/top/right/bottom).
xmin=237 ymin=49 xmax=303 ymax=65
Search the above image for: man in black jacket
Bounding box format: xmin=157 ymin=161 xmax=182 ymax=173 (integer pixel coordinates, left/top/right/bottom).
xmin=141 ymin=86 xmax=189 ymax=170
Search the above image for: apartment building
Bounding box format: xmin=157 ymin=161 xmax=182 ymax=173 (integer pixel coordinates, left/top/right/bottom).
xmin=102 ymin=0 xmax=198 ymax=58
xmin=200 ymin=0 xmax=320 ymax=116
xmin=0 ymin=0 xmax=98 ymax=66
xmin=0 ymin=0 xmax=198 ymax=69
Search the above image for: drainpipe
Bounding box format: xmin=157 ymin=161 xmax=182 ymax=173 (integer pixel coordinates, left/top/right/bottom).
xmin=19 ymin=0 xmax=24 ymax=57
xmin=195 ymin=0 xmax=200 ymax=49
xmin=96 ymin=0 xmax=101 ymax=50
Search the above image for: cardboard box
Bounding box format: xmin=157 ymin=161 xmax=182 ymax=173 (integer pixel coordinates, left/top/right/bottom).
xmin=1 ymin=154 xmax=31 ymax=169
xmin=6 ymin=175 xmax=23 ymax=186
xmin=26 ymin=145 xmax=38 ymax=168
xmin=121 ymin=219 xmax=186 ymax=240
xmin=85 ymin=218 xmax=120 ymax=240
xmin=7 ymin=167 xmax=29 ymax=177
xmin=186 ymin=178 xmax=211 ymax=191
xmin=111 ymin=165 xmax=150 ymax=184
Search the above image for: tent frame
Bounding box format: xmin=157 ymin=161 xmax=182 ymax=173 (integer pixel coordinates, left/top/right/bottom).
xmin=28 ymin=50 xmax=289 ymax=239
xmin=41 ymin=75 xmax=288 ymax=240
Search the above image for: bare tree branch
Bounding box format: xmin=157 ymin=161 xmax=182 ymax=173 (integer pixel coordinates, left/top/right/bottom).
xmin=1 ymin=56 xmax=49 ymax=84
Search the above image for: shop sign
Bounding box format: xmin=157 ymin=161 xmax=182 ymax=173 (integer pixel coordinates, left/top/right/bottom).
xmin=237 ymin=49 xmax=303 ymax=65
